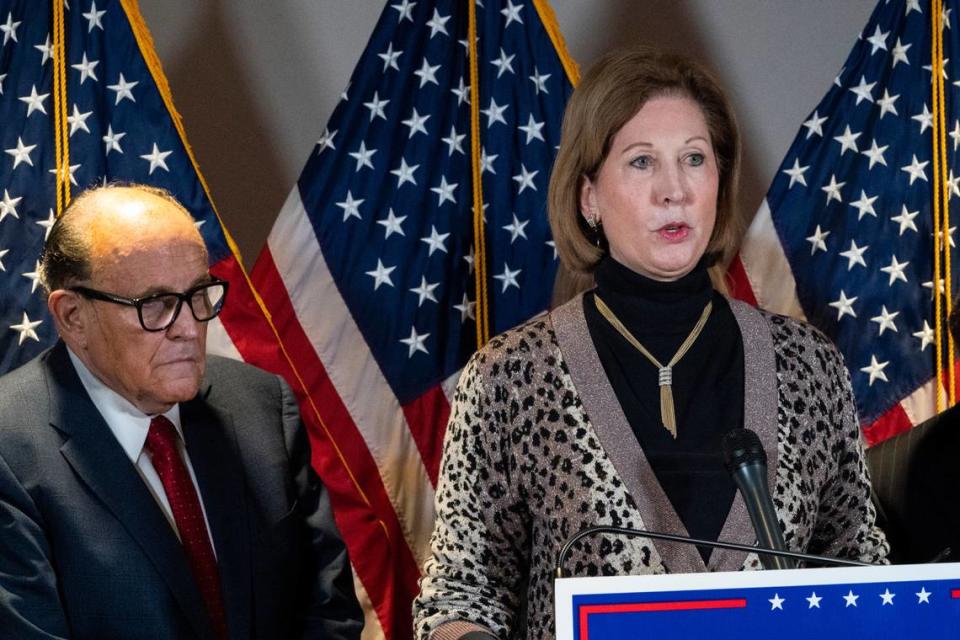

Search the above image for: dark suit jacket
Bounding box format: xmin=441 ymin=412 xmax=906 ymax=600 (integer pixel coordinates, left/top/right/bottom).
xmin=0 ymin=341 xmax=363 ymax=639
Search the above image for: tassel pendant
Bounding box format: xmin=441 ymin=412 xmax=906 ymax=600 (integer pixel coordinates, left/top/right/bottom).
xmin=658 ymin=367 xmax=677 ymax=438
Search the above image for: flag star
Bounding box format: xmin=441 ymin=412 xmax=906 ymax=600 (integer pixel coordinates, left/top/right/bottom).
xmin=420 ymin=225 xmax=450 ymax=255
xmin=802 ymin=110 xmax=828 ymax=138
xmin=67 ymin=103 xmax=93 ymax=136
xmin=482 ymin=98 xmax=509 ymax=127
xmin=5 ymin=137 xmax=37 ymax=169
xmin=22 ymin=260 xmax=41 ymax=293
xmin=19 ymin=85 xmax=50 ymax=116
xmin=431 ymin=176 xmax=458 ymax=206
xmin=71 ymin=52 xmax=99 ymax=84
xmin=914 ymin=321 xmax=935 ymax=351
xmin=451 ymin=76 xmax=470 ymax=106
xmin=48 ymin=163 xmax=80 ymax=186
xmin=409 ymin=276 xmax=440 ymax=306
xmin=821 ymin=174 xmax=845 ymax=204
xmin=829 ymin=290 xmax=858 ymax=320
xmin=1 ymin=11 xmax=21 ymax=46
xmin=861 ymin=356 xmax=890 ymax=386
xmin=944 ymin=8 xmax=953 ymax=30
xmin=339 ymin=82 xmax=351 ymax=102
xmin=391 ymin=0 xmax=416 ymax=23
xmin=924 ymin=278 xmax=947 ymax=295
xmin=377 ymin=208 xmax=407 ymax=238
xmin=365 ymin=259 xmax=395 ymax=290
xmin=363 ymin=92 xmax=389 ymax=121
xmin=0 ymin=189 xmax=23 ymax=222
xmin=891 ymin=37 xmax=911 ymax=67
xmin=833 ymin=125 xmax=861 ymax=155
xmin=513 ymin=164 xmax=539 ymax=194
xmin=480 ymin=147 xmax=498 ymax=174
xmin=913 ymin=103 xmax=933 ymax=132
xmin=463 ymin=246 xmax=475 ymax=273
xmin=501 ymin=0 xmax=523 ymax=27
xmin=843 ymin=590 xmax=859 ymax=607
xmin=441 ymin=126 xmax=465 ymax=156
xmin=518 ymin=114 xmax=546 ymax=144
xmin=10 ymin=312 xmax=42 ymax=346
xmin=839 ymin=239 xmax=868 ymax=269
xmin=414 ymin=58 xmax=440 ymax=87
xmin=0 ymin=248 xmax=8 ymax=271
xmin=849 ymin=75 xmax=876 ymax=104
xmin=871 ymin=306 xmax=900 ymax=335
xmin=139 ymin=143 xmax=172 ymax=174
xmin=82 ymin=0 xmax=106 ymax=31
xmin=377 ymin=42 xmax=402 ymax=72
xmin=905 ymin=0 xmax=921 ymax=14
xmin=950 ymin=120 xmax=960 ymax=151
xmin=0 ymin=72 xmax=6 ymax=95
xmin=402 ymin=108 xmax=431 ymax=138
xmin=769 ymin=593 xmax=785 ymax=611
xmin=949 ymin=170 xmax=960 ymax=199
xmin=900 ymin=154 xmax=929 ymax=184
xmin=390 ymin=158 xmax=419 ymax=187
xmin=347 ymin=141 xmax=376 ymax=171
xmin=783 ymin=158 xmax=809 ymax=188
xmin=916 ymin=587 xmax=932 ymax=604
xmin=834 ymin=65 xmax=846 ymax=87
xmin=102 ymin=124 xmax=126 ymax=154
xmin=865 ymin=25 xmax=889 ymax=54
xmin=529 ymin=67 xmax=551 ymax=94
xmin=922 ymin=58 xmax=949 ymax=78
xmin=454 ymin=293 xmax=476 ymax=323
xmin=503 ymin=214 xmax=530 ymax=243
xmin=36 ymin=208 xmax=56 ymax=239
xmin=876 ymin=90 xmax=899 ymax=118
xmin=891 ymin=205 xmax=919 ymax=235
xmin=806 ymin=592 xmax=822 ymax=609
xmin=400 ymin=327 xmax=430 ymax=357
xmin=861 ymin=139 xmax=888 ymax=169
xmin=335 ymin=190 xmax=364 ymax=221
xmin=491 ymin=47 xmax=516 ymax=78
xmin=494 ymin=262 xmax=521 ymax=292
xmin=879 ymin=589 xmax=895 ymax=605
xmin=547 ymin=239 xmax=557 ymax=259
xmin=426 ymin=9 xmax=450 ymax=38
xmin=107 ymin=73 xmax=138 ymax=104
xmin=317 ymin=127 xmax=336 ymax=153
xmin=806 ymin=225 xmax=830 ymax=255
xmin=850 ymin=190 xmax=878 ymax=220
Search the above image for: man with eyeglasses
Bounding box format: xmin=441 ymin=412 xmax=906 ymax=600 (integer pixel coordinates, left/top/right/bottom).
xmin=0 ymin=185 xmax=363 ymax=639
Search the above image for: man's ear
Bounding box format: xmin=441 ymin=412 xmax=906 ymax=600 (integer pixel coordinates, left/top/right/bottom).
xmin=47 ymin=290 xmax=88 ymax=348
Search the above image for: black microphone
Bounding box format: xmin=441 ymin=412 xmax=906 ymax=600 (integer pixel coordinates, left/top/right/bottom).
xmin=721 ymin=428 xmax=796 ymax=570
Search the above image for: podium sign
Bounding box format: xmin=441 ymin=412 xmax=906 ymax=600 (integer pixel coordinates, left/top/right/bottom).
xmin=555 ymin=563 xmax=960 ymax=639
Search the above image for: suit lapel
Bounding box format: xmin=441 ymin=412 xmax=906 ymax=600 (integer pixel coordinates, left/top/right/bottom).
xmin=45 ymin=343 xmax=216 ymax=640
xmin=182 ymin=387 xmax=253 ymax=640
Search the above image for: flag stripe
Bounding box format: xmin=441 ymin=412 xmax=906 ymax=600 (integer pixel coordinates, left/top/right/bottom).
xmin=736 ymin=200 xmax=805 ymax=319
xmin=401 ymin=384 xmax=451 ymax=486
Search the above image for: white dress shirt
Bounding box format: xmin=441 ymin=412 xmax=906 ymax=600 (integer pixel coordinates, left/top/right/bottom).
xmin=67 ymin=347 xmax=217 ymax=553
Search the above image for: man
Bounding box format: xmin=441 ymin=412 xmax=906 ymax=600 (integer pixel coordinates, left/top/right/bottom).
xmin=0 ymin=185 xmax=364 ymax=639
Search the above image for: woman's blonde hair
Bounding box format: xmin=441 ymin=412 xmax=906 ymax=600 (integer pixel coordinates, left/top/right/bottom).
xmin=547 ymin=46 xmax=743 ymax=292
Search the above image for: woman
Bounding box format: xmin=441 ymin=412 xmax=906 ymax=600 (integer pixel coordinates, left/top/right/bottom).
xmin=414 ymin=47 xmax=888 ymax=640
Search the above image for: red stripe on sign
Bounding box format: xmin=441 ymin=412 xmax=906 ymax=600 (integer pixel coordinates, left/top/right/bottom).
xmin=245 ymin=251 xmax=422 ymax=639
xmin=725 ymin=255 xmax=759 ymax=306
xmin=579 ymin=599 xmax=747 ymax=640
xmin=401 ymin=384 xmax=450 ymax=487
xmin=862 ymin=401 xmax=913 ymax=447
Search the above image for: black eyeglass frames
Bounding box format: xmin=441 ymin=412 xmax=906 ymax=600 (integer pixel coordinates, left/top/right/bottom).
xmin=69 ymin=279 xmax=229 ymax=332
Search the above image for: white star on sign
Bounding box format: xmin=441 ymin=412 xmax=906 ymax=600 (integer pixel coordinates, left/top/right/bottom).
xmin=377 ymin=208 xmax=406 ymax=238
xmin=454 ymin=293 xmax=476 ymax=323
xmin=335 ymin=190 xmax=364 ymax=221
xmin=833 ymin=125 xmax=861 ymax=155
xmin=491 ymin=47 xmax=515 ymax=78
xmin=802 ymin=110 xmax=828 ymax=138
xmin=5 ymin=137 xmax=37 ymax=169
xmin=891 ymin=205 xmax=919 ymax=236
xmin=503 ymin=214 xmax=530 ymax=243
xmin=821 ymin=174 xmax=845 ymax=205
xmin=140 ymin=143 xmax=172 ymax=174
xmin=82 ymin=0 xmax=106 ymax=31
xmin=916 ymin=587 xmax=931 ymax=604
xmin=431 ymin=176 xmax=458 ymax=206
xmin=442 ymin=125 xmax=465 ymax=156
xmin=881 ymin=255 xmax=910 ymax=285
xmin=365 ymin=259 xmax=395 ymax=290
xmin=768 ymin=594 xmax=785 ymax=611
xmin=501 ymin=0 xmax=523 ymax=27
xmin=420 ymin=225 xmax=450 ymax=255
xmin=347 ymin=141 xmax=377 ymax=171
xmin=843 ymin=590 xmax=859 ymax=607
xmin=901 ymin=154 xmax=929 ymax=184
xmin=107 ymin=73 xmax=138 ymax=104
xmin=839 ymin=239 xmax=868 ymax=269
xmin=529 ymin=67 xmax=550 ymax=94
xmin=805 ymin=225 xmax=830 ymax=255
xmin=364 ymin=92 xmax=389 ymax=121
xmin=913 ymin=103 xmax=933 ymax=133
xmin=849 ymin=75 xmax=876 ymax=104
xmin=850 ymin=190 xmax=878 ymax=220
xmin=409 ymin=276 xmax=440 ymax=306
xmin=518 ymin=114 xmax=545 ymax=144
xmin=426 ymin=9 xmax=450 ymax=38
xmin=829 ymin=290 xmax=858 ymax=320
xmin=71 ymin=52 xmax=99 ymax=84
xmin=866 ymin=25 xmax=889 ymax=54
xmin=871 ymin=306 xmax=899 ymax=335
xmin=782 ymin=158 xmax=809 ymax=188
xmin=891 ymin=37 xmax=911 ymax=67
xmin=402 ymin=108 xmax=431 ymax=138
xmin=914 ymin=321 xmax=935 ymax=351
xmin=482 ymin=97 xmax=509 ymax=127
xmin=876 ymin=90 xmax=899 ymax=119
xmin=494 ymin=262 xmax=521 ymax=292
xmin=879 ymin=589 xmax=895 ymax=605
xmin=806 ymin=592 xmax=822 ymax=609
xmin=390 ymin=158 xmax=419 ymax=187
xmin=1 ymin=12 xmax=21 ymax=46
xmin=861 ymin=356 xmax=890 ymax=386
xmin=10 ymin=312 xmax=42 ymax=345
xmin=861 ymin=139 xmax=888 ymax=169
xmin=68 ymin=104 xmax=93 ymax=136
xmin=0 ymin=189 xmax=22 ymax=222
xmin=400 ymin=327 xmax=430 ymax=357
xmin=513 ymin=164 xmax=538 ymax=193
xmin=414 ymin=58 xmax=440 ymax=87
xmin=19 ymin=84 xmax=49 ymax=116
xmin=102 ymin=124 xmax=126 ymax=155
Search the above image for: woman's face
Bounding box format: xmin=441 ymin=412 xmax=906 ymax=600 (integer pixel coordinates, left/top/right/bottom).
xmin=580 ymin=94 xmax=719 ymax=281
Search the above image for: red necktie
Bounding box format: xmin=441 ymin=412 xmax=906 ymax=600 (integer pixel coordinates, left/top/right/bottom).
xmin=146 ymin=415 xmax=229 ymax=640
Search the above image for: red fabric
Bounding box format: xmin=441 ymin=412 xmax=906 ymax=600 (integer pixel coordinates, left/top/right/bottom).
xmin=146 ymin=416 xmax=228 ymax=640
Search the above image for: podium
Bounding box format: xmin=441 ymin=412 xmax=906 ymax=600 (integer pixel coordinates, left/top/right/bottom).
xmin=555 ymin=563 xmax=960 ymax=639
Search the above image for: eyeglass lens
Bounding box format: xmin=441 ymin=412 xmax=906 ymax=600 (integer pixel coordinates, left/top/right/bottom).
xmin=140 ymin=283 xmax=227 ymax=330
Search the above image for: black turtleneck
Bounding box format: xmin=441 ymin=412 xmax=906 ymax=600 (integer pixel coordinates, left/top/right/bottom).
xmin=583 ymin=256 xmax=744 ymax=563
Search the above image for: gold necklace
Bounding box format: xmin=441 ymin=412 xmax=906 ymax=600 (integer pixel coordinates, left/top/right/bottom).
xmin=594 ymin=295 xmax=713 ymax=439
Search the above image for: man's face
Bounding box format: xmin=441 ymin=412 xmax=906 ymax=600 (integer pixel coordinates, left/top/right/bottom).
xmin=73 ymin=195 xmax=210 ymax=415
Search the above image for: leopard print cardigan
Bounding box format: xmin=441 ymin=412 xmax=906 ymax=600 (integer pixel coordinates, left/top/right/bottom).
xmin=414 ymin=295 xmax=889 ymax=640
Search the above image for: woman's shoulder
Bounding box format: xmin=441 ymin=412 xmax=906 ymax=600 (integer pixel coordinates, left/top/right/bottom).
xmin=469 ymin=311 xmax=561 ymax=371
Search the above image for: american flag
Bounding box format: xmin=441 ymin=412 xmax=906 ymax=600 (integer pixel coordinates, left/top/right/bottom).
xmin=250 ymin=0 xmax=575 ymax=636
xmin=729 ymin=0 xmax=960 ymax=446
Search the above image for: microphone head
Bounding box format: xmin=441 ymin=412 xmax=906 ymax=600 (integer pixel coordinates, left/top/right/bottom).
xmin=721 ymin=428 xmax=767 ymax=474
